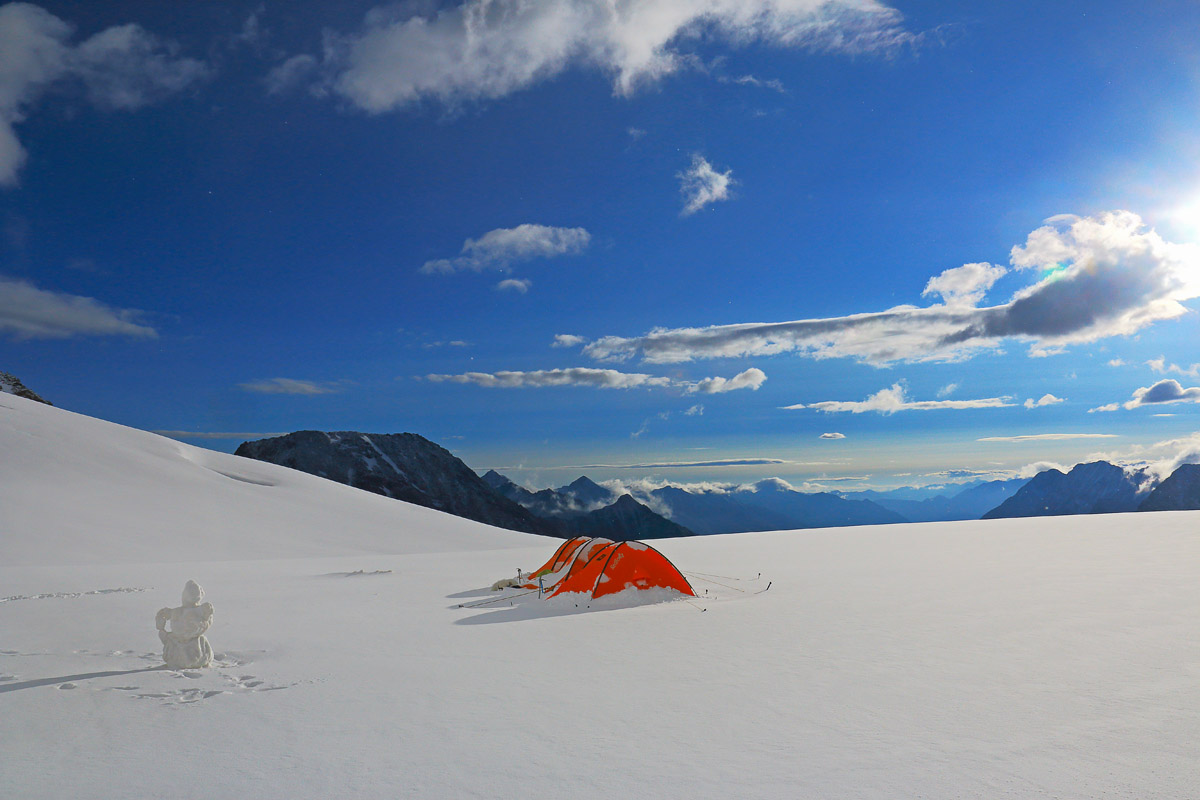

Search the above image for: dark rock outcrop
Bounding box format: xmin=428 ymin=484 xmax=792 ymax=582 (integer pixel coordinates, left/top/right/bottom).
xmin=236 ymin=432 xmax=559 ymax=536
xmin=1139 ymin=464 xmax=1200 ymax=511
xmin=0 ymin=372 xmax=51 ymax=405
xmin=983 ymin=461 xmax=1148 ymax=519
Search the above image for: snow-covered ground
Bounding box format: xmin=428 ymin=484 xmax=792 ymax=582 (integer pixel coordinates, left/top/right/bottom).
xmin=2 ymin=394 xmax=1198 ymax=798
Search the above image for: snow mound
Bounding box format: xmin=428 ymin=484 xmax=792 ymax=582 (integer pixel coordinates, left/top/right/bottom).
xmin=0 ymin=394 xmax=546 ymax=565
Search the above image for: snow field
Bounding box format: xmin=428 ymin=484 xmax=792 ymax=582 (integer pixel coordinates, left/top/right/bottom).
xmin=2 ymin=394 xmax=1199 ymax=798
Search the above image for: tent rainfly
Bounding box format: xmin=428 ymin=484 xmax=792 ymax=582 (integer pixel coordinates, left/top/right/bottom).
xmin=523 ymin=537 xmax=695 ymax=601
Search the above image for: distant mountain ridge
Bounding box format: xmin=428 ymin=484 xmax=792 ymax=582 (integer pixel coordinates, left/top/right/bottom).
xmin=983 ymin=461 xmax=1150 ymax=519
xmin=235 ymin=431 xmax=558 ymax=536
xmin=482 ymin=470 xmax=693 ymax=539
xmin=842 ymin=479 xmax=1029 ymax=523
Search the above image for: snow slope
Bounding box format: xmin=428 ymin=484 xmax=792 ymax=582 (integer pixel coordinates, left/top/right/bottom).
xmin=2 ymin=394 xmax=1198 ymax=798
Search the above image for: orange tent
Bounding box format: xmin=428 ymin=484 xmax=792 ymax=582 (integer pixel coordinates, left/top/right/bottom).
xmin=547 ymin=540 xmax=695 ymax=601
xmin=525 ymin=536 xmax=615 ymax=589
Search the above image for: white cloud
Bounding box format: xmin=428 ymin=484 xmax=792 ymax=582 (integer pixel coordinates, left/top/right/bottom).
xmin=0 ymin=276 xmax=156 ymax=339
xmin=583 ymin=211 xmax=1200 ymax=365
xmin=551 ymin=334 xmax=588 ymax=348
xmin=685 ymin=367 xmax=765 ymax=394
xmin=427 ymin=366 xmax=766 ymax=393
xmin=1147 ymin=356 xmax=1200 ymax=379
xmin=0 ymin=4 xmax=208 ymax=186
xmin=922 ymin=262 xmax=1007 ymax=307
xmin=420 ymin=224 xmax=590 ymax=274
xmin=678 ymin=154 xmax=734 ymax=216
xmin=426 ymin=368 xmax=673 ymax=390
xmin=1123 ymin=379 xmax=1200 ymax=409
xmin=310 ymin=0 xmax=911 ymax=113
xmin=1023 ymin=393 xmax=1064 ymax=409
xmin=977 ymin=433 xmax=1118 ymax=443
xmin=684 ymin=404 xmax=704 ymax=416
xmin=785 ymin=382 xmax=1012 ymax=414
xmin=496 ymin=278 xmax=531 ymax=293
xmin=1108 ymin=358 xmax=1126 ymax=367
xmin=819 ymin=432 xmax=846 ymax=439
xmin=1089 ymin=403 xmax=1120 ymax=413
xmin=238 ymin=378 xmax=340 ymax=395
xmin=936 ymin=382 xmax=958 ymax=398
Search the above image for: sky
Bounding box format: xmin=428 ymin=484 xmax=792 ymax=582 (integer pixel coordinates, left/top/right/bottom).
xmin=3 ymin=0 xmax=1200 ymax=491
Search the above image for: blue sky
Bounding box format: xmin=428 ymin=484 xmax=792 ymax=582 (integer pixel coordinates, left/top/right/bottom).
xmin=3 ymin=0 xmax=1200 ymax=490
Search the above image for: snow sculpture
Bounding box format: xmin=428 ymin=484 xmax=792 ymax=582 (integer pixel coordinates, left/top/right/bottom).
xmin=155 ymin=580 xmax=214 ymax=669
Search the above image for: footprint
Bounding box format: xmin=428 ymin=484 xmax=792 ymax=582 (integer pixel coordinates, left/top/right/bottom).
xmin=0 ymin=674 xmax=17 ymax=682
xmin=58 ymin=683 xmax=77 ymax=690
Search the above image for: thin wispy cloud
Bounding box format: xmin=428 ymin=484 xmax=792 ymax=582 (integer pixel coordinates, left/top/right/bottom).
xmin=820 ymin=432 xmax=846 ymax=439
xmin=297 ymin=0 xmax=913 ymax=113
xmin=583 ymin=212 xmax=1200 ymax=365
xmin=427 ymin=368 xmax=672 ymax=390
xmin=678 ymin=155 xmax=734 ymax=216
xmin=238 ymin=378 xmax=341 ymax=395
xmin=0 ymin=276 xmax=156 ymax=339
xmin=569 ymin=458 xmax=791 ymax=469
xmin=427 ymin=366 xmax=767 ymax=394
xmin=420 ymin=224 xmax=590 ymax=275
xmin=0 ymin=3 xmax=209 ymax=186
xmin=785 ymin=382 xmax=1012 ymax=414
xmin=977 ymin=433 xmax=1118 ymax=443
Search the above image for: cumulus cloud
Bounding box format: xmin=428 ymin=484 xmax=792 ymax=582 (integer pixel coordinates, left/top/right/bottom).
xmin=496 ymin=278 xmax=530 ymax=293
xmin=1108 ymin=358 xmax=1126 ymax=367
xmin=0 ymin=3 xmax=208 ymax=186
xmin=976 ymin=433 xmax=1118 ymax=443
xmin=785 ymin=382 xmax=1012 ymax=414
xmin=684 ymin=404 xmax=704 ymax=416
xmin=1089 ymin=403 xmax=1120 ymax=413
xmin=922 ymin=262 xmax=1007 ymax=307
xmin=1023 ymin=393 xmax=1064 ymax=409
xmin=1147 ymin=356 xmax=1200 ymax=379
xmin=685 ymin=367 xmax=765 ymax=394
xmin=427 ymin=365 xmax=766 ymax=393
xmin=420 ymin=224 xmax=590 ymax=274
xmin=819 ymin=432 xmax=846 ymax=439
xmin=678 ymin=154 xmax=734 ymax=216
xmin=583 ymin=212 xmax=1200 ymax=365
xmin=552 ymin=334 xmax=588 ymax=348
xmin=304 ymin=0 xmax=911 ymax=113
xmin=0 ymin=276 xmax=156 ymax=339
xmin=238 ymin=378 xmax=340 ymax=395
xmin=1123 ymin=379 xmax=1200 ymax=409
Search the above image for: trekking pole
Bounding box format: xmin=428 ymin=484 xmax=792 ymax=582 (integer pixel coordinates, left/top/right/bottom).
xmin=538 ymin=576 xmax=544 ymax=599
